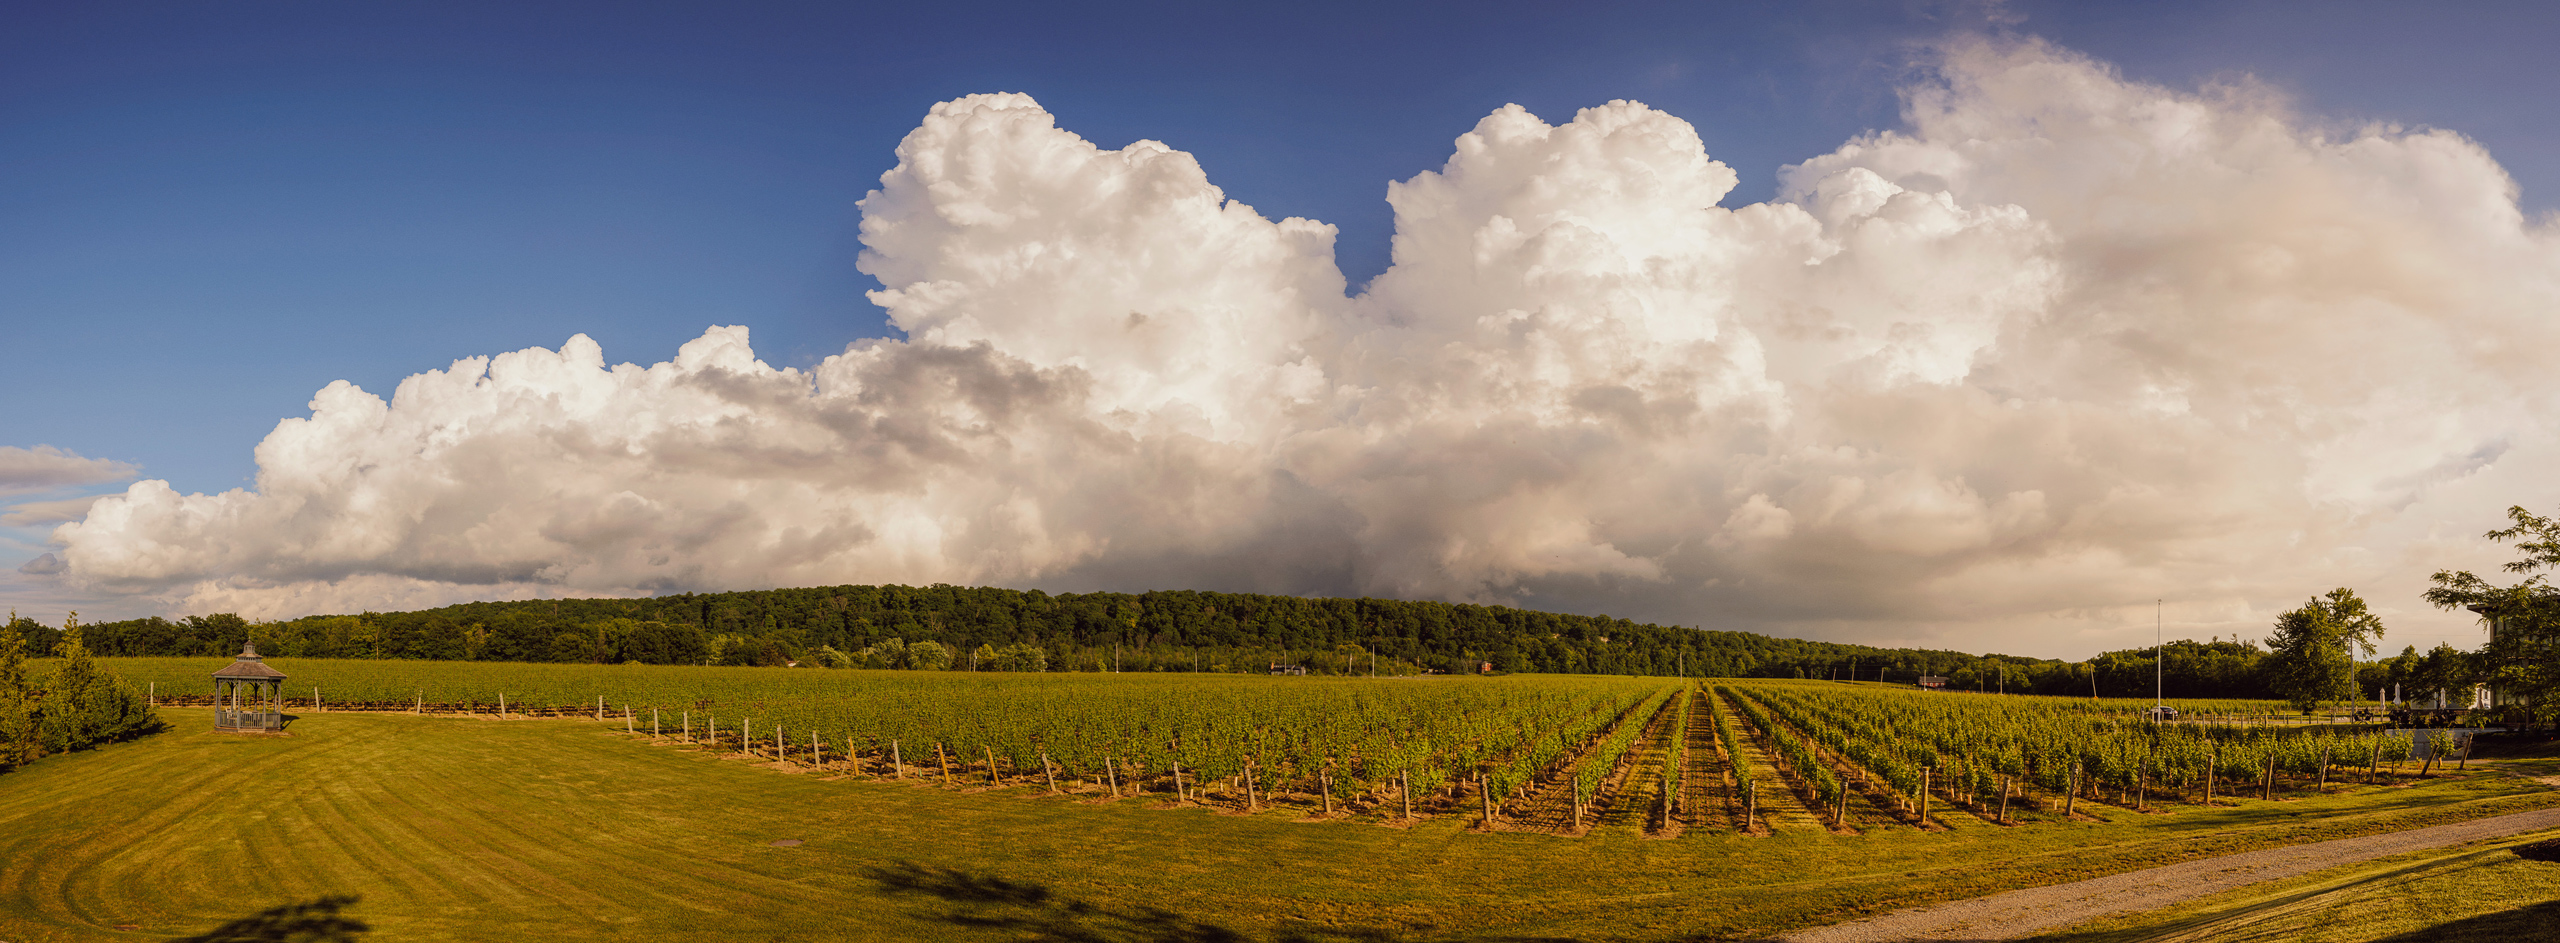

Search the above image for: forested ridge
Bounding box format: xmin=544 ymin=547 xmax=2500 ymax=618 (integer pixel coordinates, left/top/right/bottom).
xmin=9 ymin=583 xmax=2309 ymax=697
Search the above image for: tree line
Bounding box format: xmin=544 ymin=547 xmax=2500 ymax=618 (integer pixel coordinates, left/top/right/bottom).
xmin=2151 ymin=503 xmax=2560 ymax=724
xmin=6 ymin=586 xmax=2293 ymax=695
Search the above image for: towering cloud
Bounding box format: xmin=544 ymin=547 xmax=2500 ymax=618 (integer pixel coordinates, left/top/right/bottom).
xmin=41 ymin=39 xmax=2560 ymax=651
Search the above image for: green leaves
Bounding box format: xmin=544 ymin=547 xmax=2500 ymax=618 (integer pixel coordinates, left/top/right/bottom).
xmin=5 ymin=622 xmax=162 ymax=772
xmin=2266 ymin=587 xmax=2387 ymax=713
xmin=2425 ymin=504 xmax=2560 ymax=724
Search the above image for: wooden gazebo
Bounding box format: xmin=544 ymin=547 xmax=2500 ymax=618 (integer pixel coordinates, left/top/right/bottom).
xmin=212 ymin=641 xmax=287 ymax=731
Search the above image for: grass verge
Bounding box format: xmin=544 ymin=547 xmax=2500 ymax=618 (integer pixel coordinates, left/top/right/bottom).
xmin=2030 ymin=820 xmax=2560 ymax=941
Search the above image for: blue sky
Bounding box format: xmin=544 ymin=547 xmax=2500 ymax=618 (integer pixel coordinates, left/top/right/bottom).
xmin=8 ymin=1 xmax=2560 ymax=654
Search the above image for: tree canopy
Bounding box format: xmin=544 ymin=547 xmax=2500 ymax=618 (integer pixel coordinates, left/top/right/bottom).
xmin=2424 ymin=504 xmax=2560 ymax=723
xmin=2263 ymin=587 xmax=2386 ymax=714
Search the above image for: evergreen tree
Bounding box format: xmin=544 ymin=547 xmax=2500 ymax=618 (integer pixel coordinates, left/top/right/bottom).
xmin=0 ymin=629 xmax=36 ymax=769
xmin=33 ymin=617 xmax=158 ymax=757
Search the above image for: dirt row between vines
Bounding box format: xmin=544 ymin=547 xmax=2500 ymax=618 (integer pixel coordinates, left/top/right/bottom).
xmin=1491 ymin=691 xmax=1679 ymax=834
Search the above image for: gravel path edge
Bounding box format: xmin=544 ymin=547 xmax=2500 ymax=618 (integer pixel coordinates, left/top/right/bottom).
xmin=1770 ymin=806 xmax=2560 ymax=943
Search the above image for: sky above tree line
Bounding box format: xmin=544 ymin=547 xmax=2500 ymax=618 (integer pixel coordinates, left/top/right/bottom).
xmin=7 ymin=0 xmax=2560 ymax=660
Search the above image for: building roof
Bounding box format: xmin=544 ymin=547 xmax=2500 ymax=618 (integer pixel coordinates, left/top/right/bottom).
xmin=212 ymin=641 xmax=287 ymax=681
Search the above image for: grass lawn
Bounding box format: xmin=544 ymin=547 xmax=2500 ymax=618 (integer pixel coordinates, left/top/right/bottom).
xmin=1 ymin=709 xmax=2553 ymax=943
xmin=2029 ymin=822 xmax=2560 ymax=943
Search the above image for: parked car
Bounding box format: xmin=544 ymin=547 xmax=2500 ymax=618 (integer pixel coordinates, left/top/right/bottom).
xmin=2146 ymin=705 xmax=2179 ymax=721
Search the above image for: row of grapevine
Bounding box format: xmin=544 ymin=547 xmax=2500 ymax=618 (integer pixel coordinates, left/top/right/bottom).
xmin=1707 ymin=687 xmax=1752 ymax=805
xmin=1556 ymin=685 xmax=1680 ymax=821
xmin=1656 ymin=688 xmax=1690 ymax=827
xmin=1732 ymin=682 xmax=2416 ymax=819
xmin=1480 ymin=685 xmax=1664 ymax=810
xmin=1725 ymin=688 xmax=1845 ymax=825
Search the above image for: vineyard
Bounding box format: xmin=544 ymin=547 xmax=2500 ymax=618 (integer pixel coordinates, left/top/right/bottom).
xmin=75 ymin=657 xmax=2443 ymax=836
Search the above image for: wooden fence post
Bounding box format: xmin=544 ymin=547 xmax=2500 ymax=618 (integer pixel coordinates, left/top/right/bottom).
xmin=596 ymin=695 xmax=604 ymax=721
xmin=2063 ymin=766 xmax=2077 ymax=819
xmin=2262 ymin=753 xmax=2275 ymax=800
xmin=1745 ymin=783 xmax=1757 ymax=832
xmin=1042 ymin=752 xmax=1057 ymax=793
xmin=1479 ymin=771 xmax=1493 ymax=828
xmin=625 ymin=709 xmax=634 ymax=735
xmin=985 ymin=746 xmax=999 ymax=787
xmin=1105 ymin=756 xmax=1119 ymax=797
xmin=2318 ymin=743 xmax=2330 ymax=789
xmin=892 ymin=740 xmax=905 ymax=779
xmin=1919 ymin=767 xmax=1931 ymax=822
xmin=1321 ymin=763 xmax=1334 ymax=816
xmin=1172 ymin=761 xmax=1185 ymax=801
xmin=1998 ymin=776 xmax=2012 ymax=824
xmin=1401 ymin=770 xmax=1411 ymax=820
xmin=653 ymin=710 xmax=660 ymax=738
xmin=499 ymin=693 xmax=506 ymax=719
xmin=936 ymin=743 xmax=951 ymax=785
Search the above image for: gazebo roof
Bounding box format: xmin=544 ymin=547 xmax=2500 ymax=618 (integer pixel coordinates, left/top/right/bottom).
xmin=212 ymin=641 xmax=287 ymax=681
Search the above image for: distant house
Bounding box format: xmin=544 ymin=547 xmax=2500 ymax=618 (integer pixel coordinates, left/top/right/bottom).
xmin=1916 ymin=675 xmax=1949 ymax=690
xmin=1479 ymin=662 xmax=1495 ymax=674
xmin=1269 ymin=663 xmax=1306 ymax=676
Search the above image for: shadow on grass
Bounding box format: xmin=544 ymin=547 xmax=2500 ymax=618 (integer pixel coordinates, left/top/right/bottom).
xmin=2112 ymin=899 xmax=2560 ymax=943
xmin=865 ymin=862 xmax=1579 ymax=943
xmin=167 ymin=894 xmax=367 ymax=942
xmin=2363 ymin=900 xmax=2560 ymax=942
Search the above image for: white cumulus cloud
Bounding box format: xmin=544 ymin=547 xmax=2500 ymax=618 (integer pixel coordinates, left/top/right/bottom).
xmin=43 ymin=38 xmax=2560 ymax=654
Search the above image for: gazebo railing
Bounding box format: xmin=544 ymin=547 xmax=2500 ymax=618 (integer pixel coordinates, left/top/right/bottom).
xmin=216 ymin=709 xmax=284 ymax=730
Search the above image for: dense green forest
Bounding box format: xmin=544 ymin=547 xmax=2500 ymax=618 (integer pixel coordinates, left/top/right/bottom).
xmin=1 ymin=583 xmax=2347 ymax=699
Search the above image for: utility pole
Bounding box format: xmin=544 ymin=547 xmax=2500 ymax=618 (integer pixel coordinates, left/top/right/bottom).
xmin=2155 ymin=599 xmax=2165 ymax=720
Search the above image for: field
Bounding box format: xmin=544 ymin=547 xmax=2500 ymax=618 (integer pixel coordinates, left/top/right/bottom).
xmin=3 ymin=661 xmax=2553 ymax=941
xmin=64 ymin=659 xmax=2421 ymax=835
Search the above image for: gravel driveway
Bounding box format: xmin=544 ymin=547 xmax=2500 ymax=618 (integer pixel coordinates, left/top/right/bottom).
xmin=1772 ymin=807 xmax=2560 ymax=942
